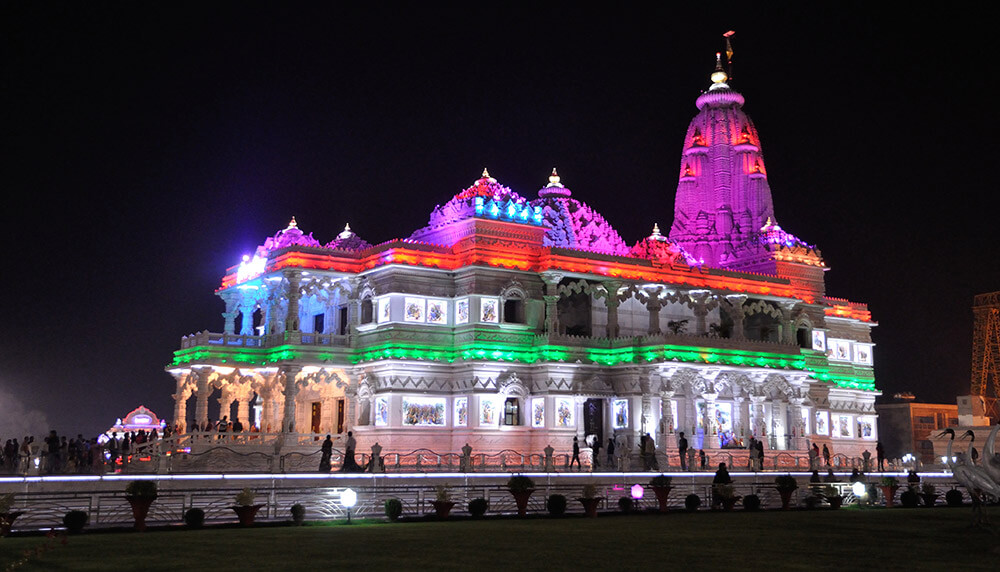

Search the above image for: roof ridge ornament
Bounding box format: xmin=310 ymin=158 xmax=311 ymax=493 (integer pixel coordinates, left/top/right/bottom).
xmin=710 ymin=52 xmax=730 ymax=90
xmin=479 ymin=168 xmax=497 ymax=184
xmin=287 ymin=216 xmax=298 ymax=229
xmin=546 ymin=167 xmax=564 ymax=188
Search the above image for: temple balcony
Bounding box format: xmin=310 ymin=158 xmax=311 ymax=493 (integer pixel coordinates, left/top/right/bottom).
xmin=179 ymin=330 xmax=351 ymax=350
xmin=536 ymin=331 xmax=799 ymax=353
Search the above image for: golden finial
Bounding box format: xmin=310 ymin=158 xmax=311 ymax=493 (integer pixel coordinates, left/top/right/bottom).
xmin=547 ymin=167 xmax=563 ymax=188
xmin=711 ymin=52 xmax=729 ymax=85
xmin=482 ymin=167 xmax=490 ymax=178
xmin=651 ymin=223 xmax=662 ymax=238
xmin=288 ymin=216 xmax=298 ymax=229
xmin=339 ymin=223 xmax=353 ymax=239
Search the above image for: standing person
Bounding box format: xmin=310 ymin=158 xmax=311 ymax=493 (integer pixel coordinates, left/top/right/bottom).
xmin=591 ymin=437 xmax=602 ymax=470
xmin=699 ymin=449 xmax=706 ymax=470
xmin=45 ymin=430 xmax=59 ymax=474
xmin=748 ymin=437 xmax=758 ymax=470
xmin=822 ymin=444 xmax=831 ymax=467
xmin=809 ymin=443 xmax=820 ymax=471
xmin=341 ymin=431 xmax=361 ymax=472
xmin=606 ymin=437 xmax=615 ymax=467
xmin=875 ymin=441 xmax=885 ymax=471
xmin=570 ymin=436 xmax=581 ymax=470
xmin=678 ymin=432 xmax=689 ymax=471
xmin=756 ymin=440 xmax=764 ymax=471
xmin=644 ymin=433 xmax=658 ymax=471
xmin=319 ymin=435 xmax=333 ymax=472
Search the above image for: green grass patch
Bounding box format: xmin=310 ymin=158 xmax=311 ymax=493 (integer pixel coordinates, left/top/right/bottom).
xmin=1 ymin=509 xmax=998 ymax=571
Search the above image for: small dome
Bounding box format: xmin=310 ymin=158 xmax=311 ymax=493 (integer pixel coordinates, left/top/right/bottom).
xmin=530 ymin=170 xmax=630 ymax=255
xmin=260 ymin=217 xmax=322 ymax=254
xmin=423 ymin=169 xmax=533 ymax=229
xmin=325 ymin=223 xmax=372 ymax=251
xmin=630 ymin=224 xmax=698 ymax=266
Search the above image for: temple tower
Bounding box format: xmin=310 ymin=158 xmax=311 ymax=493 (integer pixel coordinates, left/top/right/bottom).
xmin=668 ymin=55 xmax=776 ymax=268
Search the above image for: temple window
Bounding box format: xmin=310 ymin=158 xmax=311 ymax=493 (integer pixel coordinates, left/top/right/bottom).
xmin=796 ymin=327 xmax=811 ymax=348
xmin=338 ymin=306 xmax=348 ymax=335
xmin=313 ymin=313 xmax=325 ymax=334
xmin=503 ymin=298 xmax=524 ymax=324
xmin=503 ymin=397 xmax=520 ymax=425
xmin=361 ymin=298 xmax=374 ymax=324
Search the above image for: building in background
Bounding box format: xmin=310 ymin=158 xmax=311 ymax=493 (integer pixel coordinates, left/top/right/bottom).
xmin=165 ymin=55 xmax=879 ymax=465
xmin=876 ymin=393 xmax=958 ymax=464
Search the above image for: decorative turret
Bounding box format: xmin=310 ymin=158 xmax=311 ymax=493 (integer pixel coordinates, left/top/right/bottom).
xmin=667 ymin=54 xmax=778 ymax=269
xmin=325 ymin=223 xmax=372 ymax=251
xmin=530 ymin=169 xmax=630 ymax=255
xmin=261 ymin=217 xmax=322 ymax=252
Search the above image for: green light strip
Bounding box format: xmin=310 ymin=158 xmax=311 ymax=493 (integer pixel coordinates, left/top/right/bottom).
xmin=173 ymin=340 xmax=876 ymax=392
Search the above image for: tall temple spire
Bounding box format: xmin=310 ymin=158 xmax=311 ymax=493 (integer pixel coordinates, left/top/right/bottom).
xmin=667 ymin=49 xmax=777 ymax=269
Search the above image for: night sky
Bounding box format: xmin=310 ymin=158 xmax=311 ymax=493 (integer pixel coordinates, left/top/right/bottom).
xmin=3 ymin=4 xmax=998 ymax=437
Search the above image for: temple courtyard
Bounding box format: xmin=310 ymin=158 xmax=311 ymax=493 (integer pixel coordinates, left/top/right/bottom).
xmin=2 ymin=507 xmax=997 ymax=571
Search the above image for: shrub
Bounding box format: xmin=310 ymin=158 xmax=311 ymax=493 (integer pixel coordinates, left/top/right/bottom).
xmin=184 ymin=508 xmax=205 ymax=529
xmin=63 ymin=510 xmax=89 ymax=534
xmin=921 ymin=483 xmax=936 ymax=496
xmin=581 ymin=484 xmax=598 ymax=499
xmin=235 ymin=488 xmax=256 ymax=506
xmin=880 ymin=476 xmax=899 ymax=487
xmin=546 ymin=494 xmax=566 ymax=517
xmin=684 ymin=494 xmax=701 ymax=512
xmin=900 ymin=489 xmax=920 ymax=508
xmin=291 ymin=503 xmax=306 ymax=525
xmin=384 ymin=498 xmax=403 ymax=521
xmin=125 ymin=480 xmax=158 ymax=498
xmin=468 ymin=498 xmax=489 ymax=518
xmin=743 ymin=494 xmax=761 ymax=511
xmin=774 ymin=475 xmax=798 ymax=492
xmin=945 ymin=489 xmax=964 ymax=507
xmin=803 ymin=495 xmax=821 ymax=509
xmin=822 ymin=486 xmax=840 ymax=499
xmin=618 ymin=497 xmax=634 ymax=513
xmin=649 ymin=475 xmax=672 ymax=488
xmin=507 ymin=475 xmax=535 ymax=493
xmin=434 ymin=486 xmax=452 ymax=502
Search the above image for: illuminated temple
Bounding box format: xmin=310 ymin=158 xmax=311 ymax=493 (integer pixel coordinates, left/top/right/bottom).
xmin=168 ymin=59 xmax=879 ymax=465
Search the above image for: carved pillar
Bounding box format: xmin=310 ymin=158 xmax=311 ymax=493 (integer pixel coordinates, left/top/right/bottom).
xmin=345 ymin=388 xmax=358 ymax=433
xmin=194 ymin=368 xmax=212 ymax=430
xmin=284 ymin=270 xmax=302 ymax=336
xmin=541 ymin=271 xmax=564 ymax=335
xmin=659 ymin=390 xmax=675 ymax=445
xmin=702 ymin=393 xmax=719 ymax=449
xmin=602 ymin=279 xmax=623 ymax=338
xmin=172 ymin=374 xmax=189 ymax=433
xmin=750 ymin=395 xmax=767 ymax=448
xmin=642 ymin=287 xmax=664 ymax=335
xmin=236 ymin=392 xmax=251 ymax=429
xmin=347 ymin=279 xmax=362 ymax=334
xmin=280 ymin=366 xmax=302 ymax=433
xmin=779 ymin=301 xmax=797 ymax=344
xmin=688 ymin=290 xmax=713 ymax=335
xmin=789 ymin=397 xmax=806 ymax=450
xmin=221 ymin=293 xmax=239 ymax=335
xmin=733 ymin=396 xmax=746 ymax=441
xmin=239 ymin=298 xmax=257 ymax=335
xmin=725 ymin=294 xmax=747 ymax=340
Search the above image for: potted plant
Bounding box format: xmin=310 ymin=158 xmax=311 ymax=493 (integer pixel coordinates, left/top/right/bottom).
xmin=900 ymin=487 xmax=920 ymax=508
xmin=507 ymin=475 xmax=536 ymax=517
xmin=920 ymin=483 xmax=939 ymax=507
xmin=430 ymin=486 xmax=455 ymax=519
xmin=880 ymin=477 xmax=899 ymax=508
xmin=232 ymin=488 xmax=264 ymax=526
xmin=742 ymin=494 xmax=761 ymax=511
xmin=945 ymin=488 xmax=964 ymax=507
xmin=384 ymin=498 xmax=403 ymax=522
xmin=822 ymin=485 xmax=844 ymax=509
xmin=774 ymin=475 xmax=798 ymax=510
xmin=649 ymin=475 xmax=672 ymax=513
xmin=0 ymin=493 xmax=23 ymax=537
xmin=125 ymin=480 xmax=158 ymax=531
xmin=576 ymin=484 xmax=604 ymax=518
xmin=716 ymin=485 xmax=741 ymax=511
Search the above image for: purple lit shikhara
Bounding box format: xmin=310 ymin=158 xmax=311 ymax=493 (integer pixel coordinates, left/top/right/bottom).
xmin=668 ymin=53 xmax=820 ymax=271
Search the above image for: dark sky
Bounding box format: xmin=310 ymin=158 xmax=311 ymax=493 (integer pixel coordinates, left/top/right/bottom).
xmin=3 ymin=4 xmax=998 ymax=437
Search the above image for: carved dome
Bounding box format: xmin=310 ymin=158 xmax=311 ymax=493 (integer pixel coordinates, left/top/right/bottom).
xmin=629 ymin=224 xmax=698 ymax=266
xmin=422 ymin=169 xmax=533 ymax=229
xmin=258 ymin=217 xmax=322 ymax=255
xmin=530 ymin=169 xmax=630 ymax=255
xmin=325 ymin=223 xmax=372 ymax=251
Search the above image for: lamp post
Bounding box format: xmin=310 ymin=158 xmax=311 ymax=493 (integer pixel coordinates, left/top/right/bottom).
xmin=341 ymin=488 xmax=357 ymax=524
xmin=852 ymin=481 xmax=866 ymax=507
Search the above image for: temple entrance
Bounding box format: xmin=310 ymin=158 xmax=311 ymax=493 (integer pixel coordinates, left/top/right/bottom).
xmin=310 ymin=402 xmax=322 ymax=434
xmin=584 ymin=399 xmax=604 ymax=446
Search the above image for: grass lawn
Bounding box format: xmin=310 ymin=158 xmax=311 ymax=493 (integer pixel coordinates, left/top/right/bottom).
xmin=2 ymin=507 xmax=998 ymax=571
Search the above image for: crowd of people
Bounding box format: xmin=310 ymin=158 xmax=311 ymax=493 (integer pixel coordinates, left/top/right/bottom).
xmin=0 ymin=425 xmax=175 ymax=475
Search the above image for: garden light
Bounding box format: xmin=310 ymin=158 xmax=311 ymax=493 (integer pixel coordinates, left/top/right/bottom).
xmin=631 ymin=484 xmax=644 ymax=500
xmin=341 ymin=488 xmax=357 ymax=524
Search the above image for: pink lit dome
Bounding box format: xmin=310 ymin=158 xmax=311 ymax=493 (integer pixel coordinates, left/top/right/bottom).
xmin=530 ymin=169 xmax=630 ymax=255
xmin=258 ymin=217 xmax=322 ymax=256
xmin=629 ymin=224 xmax=698 ymax=266
xmin=421 ymin=169 xmax=532 ymax=229
xmin=324 ymin=223 xmax=372 ymax=251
